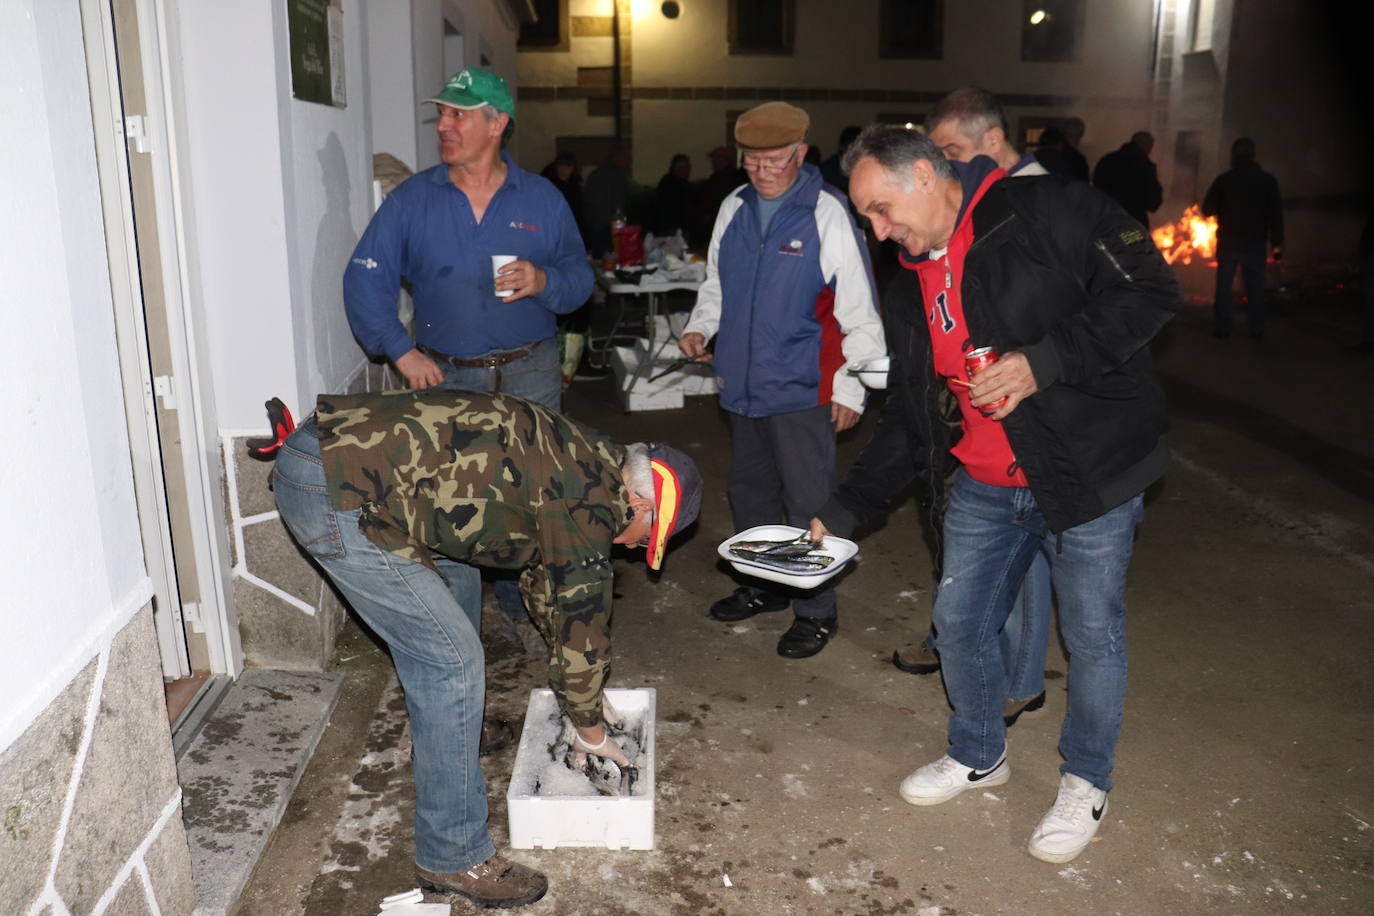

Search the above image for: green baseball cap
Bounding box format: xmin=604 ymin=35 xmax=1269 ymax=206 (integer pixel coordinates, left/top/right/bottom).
xmin=425 ymin=67 xmax=516 ymax=121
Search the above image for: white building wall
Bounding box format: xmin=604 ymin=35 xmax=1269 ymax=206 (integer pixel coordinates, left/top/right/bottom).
xmin=0 ymin=0 xmax=151 ymax=751
xmin=519 ymin=0 xmax=1160 ymax=189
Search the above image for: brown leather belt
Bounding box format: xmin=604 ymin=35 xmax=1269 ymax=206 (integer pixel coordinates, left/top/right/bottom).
xmin=419 ymin=343 xmax=535 ymax=368
xmin=418 ymin=343 xmax=536 ymax=392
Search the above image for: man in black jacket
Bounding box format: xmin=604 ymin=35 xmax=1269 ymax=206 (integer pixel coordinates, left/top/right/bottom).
xmin=1203 ymin=138 xmax=1284 ymax=340
xmin=1092 ymin=131 xmax=1163 ymax=228
xmin=815 ymin=125 xmax=1180 ymax=865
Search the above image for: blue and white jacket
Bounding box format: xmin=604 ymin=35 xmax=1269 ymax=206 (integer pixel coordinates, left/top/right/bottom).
xmin=684 ymin=164 xmax=884 ymax=418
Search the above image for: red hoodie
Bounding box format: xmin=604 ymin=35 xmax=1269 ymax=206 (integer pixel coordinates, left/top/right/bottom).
xmin=902 ymin=166 xmax=1028 ymax=488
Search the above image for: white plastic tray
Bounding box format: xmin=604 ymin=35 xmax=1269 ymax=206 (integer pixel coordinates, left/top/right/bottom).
xmin=716 ymin=524 xmax=858 ymax=589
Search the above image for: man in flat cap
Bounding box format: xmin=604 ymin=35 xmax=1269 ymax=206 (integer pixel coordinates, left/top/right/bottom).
xmin=679 ymin=101 xmax=884 ymax=659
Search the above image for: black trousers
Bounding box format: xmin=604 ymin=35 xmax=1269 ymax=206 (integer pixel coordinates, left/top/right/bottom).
xmin=726 ymin=404 xmax=838 ymax=619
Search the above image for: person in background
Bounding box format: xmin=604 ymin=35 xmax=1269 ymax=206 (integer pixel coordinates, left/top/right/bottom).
xmin=1061 ymin=117 xmax=1091 ymax=182
xmin=1091 ymin=131 xmax=1163 ymax=228
xmin=541 ymin=150 xmax=585 ymax=244
xmin=820 ymin=125 xmax=863 ymax=196
xmin=1202 ymin=137 xmax=1284 ymax=340
xmin=1038 ymin=120 xmax=1090 ymax=182
xmin=679 ymin=101 xmax=885 ymax=659
xmin=655 ymin=153 xmax=695 ymax=237
xmin=583 ymin=142 xmax=633 ymax=258
xmin=696 ymin=145 xmax=747 ymax=248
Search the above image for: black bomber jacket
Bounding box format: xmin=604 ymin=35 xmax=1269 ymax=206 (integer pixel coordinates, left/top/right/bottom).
xmin=823 ymin=171 xmax=1182 ymax=537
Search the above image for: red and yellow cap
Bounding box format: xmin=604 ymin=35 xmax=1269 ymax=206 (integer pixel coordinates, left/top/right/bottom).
xmin=645 ymin=444 xmax=702 ymax=570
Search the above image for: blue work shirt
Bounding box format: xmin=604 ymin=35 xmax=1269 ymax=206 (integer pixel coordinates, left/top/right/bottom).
xmin=344 ymin=151 xmax=594 ymax=362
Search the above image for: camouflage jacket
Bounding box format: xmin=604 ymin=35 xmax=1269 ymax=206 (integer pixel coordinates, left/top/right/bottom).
xmin=316 ymin=390 xmax=630 ymax=629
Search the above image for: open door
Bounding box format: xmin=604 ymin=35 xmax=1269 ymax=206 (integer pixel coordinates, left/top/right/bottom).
xmin=82 ymin=0 xmax=239 ymax=741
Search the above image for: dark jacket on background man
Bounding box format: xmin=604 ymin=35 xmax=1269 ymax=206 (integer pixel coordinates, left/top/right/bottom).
xmin=1202 ymin=160 xmax=1284 ymax=247
xmin=1092 ymin=142 xmax=1163 ymax=228
xmin=823 ymin=172 xmax=1182 ymax=535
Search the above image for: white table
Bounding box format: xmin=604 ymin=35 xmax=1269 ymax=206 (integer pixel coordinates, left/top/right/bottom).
xmin=596 ymin=274 xmax=703 ymax=399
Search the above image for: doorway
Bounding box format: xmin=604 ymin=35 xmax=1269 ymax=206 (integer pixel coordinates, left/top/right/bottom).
xmin=82 ymin=0 xmax=240 ymax=741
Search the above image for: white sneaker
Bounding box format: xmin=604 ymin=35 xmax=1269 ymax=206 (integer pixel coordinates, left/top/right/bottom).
xmin=1027 ymin=773 xmax=1109 ymax=863
xmin=899 ymin=752 xmax=1009 ymax=806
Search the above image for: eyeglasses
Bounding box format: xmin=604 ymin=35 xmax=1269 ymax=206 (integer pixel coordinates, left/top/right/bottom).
xmin=741 ymin=145 xmax=799 ymax=173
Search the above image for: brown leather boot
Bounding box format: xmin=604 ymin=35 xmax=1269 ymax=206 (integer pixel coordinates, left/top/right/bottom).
xmin=416 ymin=854 xmax=548 ymax=908
xmin=478 ymin=717 xmax=514 ymax=756
xmin=891 ymin=642 xmax=940 ymax=675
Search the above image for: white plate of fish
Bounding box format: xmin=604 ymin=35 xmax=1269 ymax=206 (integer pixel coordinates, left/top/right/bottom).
xmin=716 ymin=525 xmax=858 ymax=589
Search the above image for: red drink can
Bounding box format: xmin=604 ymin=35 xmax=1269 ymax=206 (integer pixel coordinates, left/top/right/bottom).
xmin=964 ymin=346 xmax=1007 ymax=413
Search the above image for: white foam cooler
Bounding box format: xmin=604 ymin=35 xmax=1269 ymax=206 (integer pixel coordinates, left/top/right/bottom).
xmin=506 ymin=688 xmax=656 ymax=851
xmin=609 ymin=336 xmax=716 ymax=412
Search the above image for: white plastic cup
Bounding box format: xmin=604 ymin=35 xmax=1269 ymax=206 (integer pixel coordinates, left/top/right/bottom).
xmin=491 ymin=254 xmax=517 ymax=297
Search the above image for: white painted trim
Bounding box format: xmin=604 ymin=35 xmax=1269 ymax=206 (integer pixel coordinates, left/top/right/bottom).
xmin=88 ymin=791 xmax=184 ymax=916
xmin=145 ymin=0 xmax=242 ymax=678
xmin=223 ymin=433 xmax=318 ymax=618
xmin=32 ymin=630 xmax=110 ymax=915
xmin=79 ymin=0 xmax=189 ymax=681
xmin=239 ymin=571 xmax=319 ymax=618
xmin=0 ymin=579 xmax=153 ymax=754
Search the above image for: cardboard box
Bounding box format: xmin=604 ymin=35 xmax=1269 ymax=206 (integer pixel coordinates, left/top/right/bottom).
xmin=506 ymin=688 xmax=656 ymax=851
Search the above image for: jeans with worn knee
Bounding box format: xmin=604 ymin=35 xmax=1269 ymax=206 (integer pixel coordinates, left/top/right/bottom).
xmin=435 ymin=335 xmax=562 ymax=625
xmin=932 ymin=470 xmax=1143 ymax=791
xmin=272 ymin=419 xmax=494 ymax=872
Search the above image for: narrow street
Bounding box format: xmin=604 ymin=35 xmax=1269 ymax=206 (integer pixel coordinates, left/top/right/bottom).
xmin=233 ymin=287 xmax=1374 ymax=916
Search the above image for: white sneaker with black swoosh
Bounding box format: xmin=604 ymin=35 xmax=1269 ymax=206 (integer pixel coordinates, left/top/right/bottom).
xmin=898 ymin=752 xmax=1009 ymax=806
xmin=1028 ymin=773 xmax=1109 ymax=863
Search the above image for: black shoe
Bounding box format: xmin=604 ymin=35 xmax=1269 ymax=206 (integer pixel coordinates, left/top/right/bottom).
xmin=777 ymin=616 xmax=837 ymax=659
xmin=891 ymin=642 xmax=941 ymax=675
xmin=709 ymin=586 xmax=790 ymax=622
xmin=479 ymin=717 xmax=514 ymax=755
xmin=1002 ymin=691 xmax=1046 ymax=727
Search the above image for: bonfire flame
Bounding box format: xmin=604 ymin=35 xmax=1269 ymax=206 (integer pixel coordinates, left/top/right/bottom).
xmin=1152 ymin=204 xmax=1218 ymax=266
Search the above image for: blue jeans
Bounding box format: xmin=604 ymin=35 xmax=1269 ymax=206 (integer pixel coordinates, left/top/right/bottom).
xmin=1213 ymin=238 xmax=1267 ymax=337
xmin=272 ymin=420 xmax=495 ymax=872
xmin=932 ymin=471 xmax=1143 ymax=791
xmin=435 ymin=335 xmax=561 ymax=624
xmin=1001 ymin=551 xmax=1052 ymax=701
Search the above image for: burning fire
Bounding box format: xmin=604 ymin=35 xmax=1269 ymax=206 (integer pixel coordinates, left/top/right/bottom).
xmin=1152 ymin=204 xmax=1218 ymax=265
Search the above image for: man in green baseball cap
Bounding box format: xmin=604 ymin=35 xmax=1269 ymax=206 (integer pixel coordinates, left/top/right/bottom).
xmin=424 ymin=66 xmax=517 ymax=121
xmin=344 ymin=64 xmax=595 ymax=669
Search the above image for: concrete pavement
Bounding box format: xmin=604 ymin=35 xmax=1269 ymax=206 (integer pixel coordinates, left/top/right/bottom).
xmin=231 ymin=287 xmax=1374 ymax=915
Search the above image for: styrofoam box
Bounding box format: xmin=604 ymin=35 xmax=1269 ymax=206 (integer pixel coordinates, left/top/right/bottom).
xmin=609 ymin=338 xmax=716 ymax=411
xmin=506 ymin=688 xmax=656 ymax=851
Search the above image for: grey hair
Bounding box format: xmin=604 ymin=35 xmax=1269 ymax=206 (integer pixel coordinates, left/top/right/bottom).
xmin=622 ymin=443 xmax=653 ymax=501
xmin=925 ymin=86 xmax=1008 ymax=144
xmin=841 ymin=123 xmax=954 ymax=184
xmin=479 ymin=103 xmax=516 ymax=146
